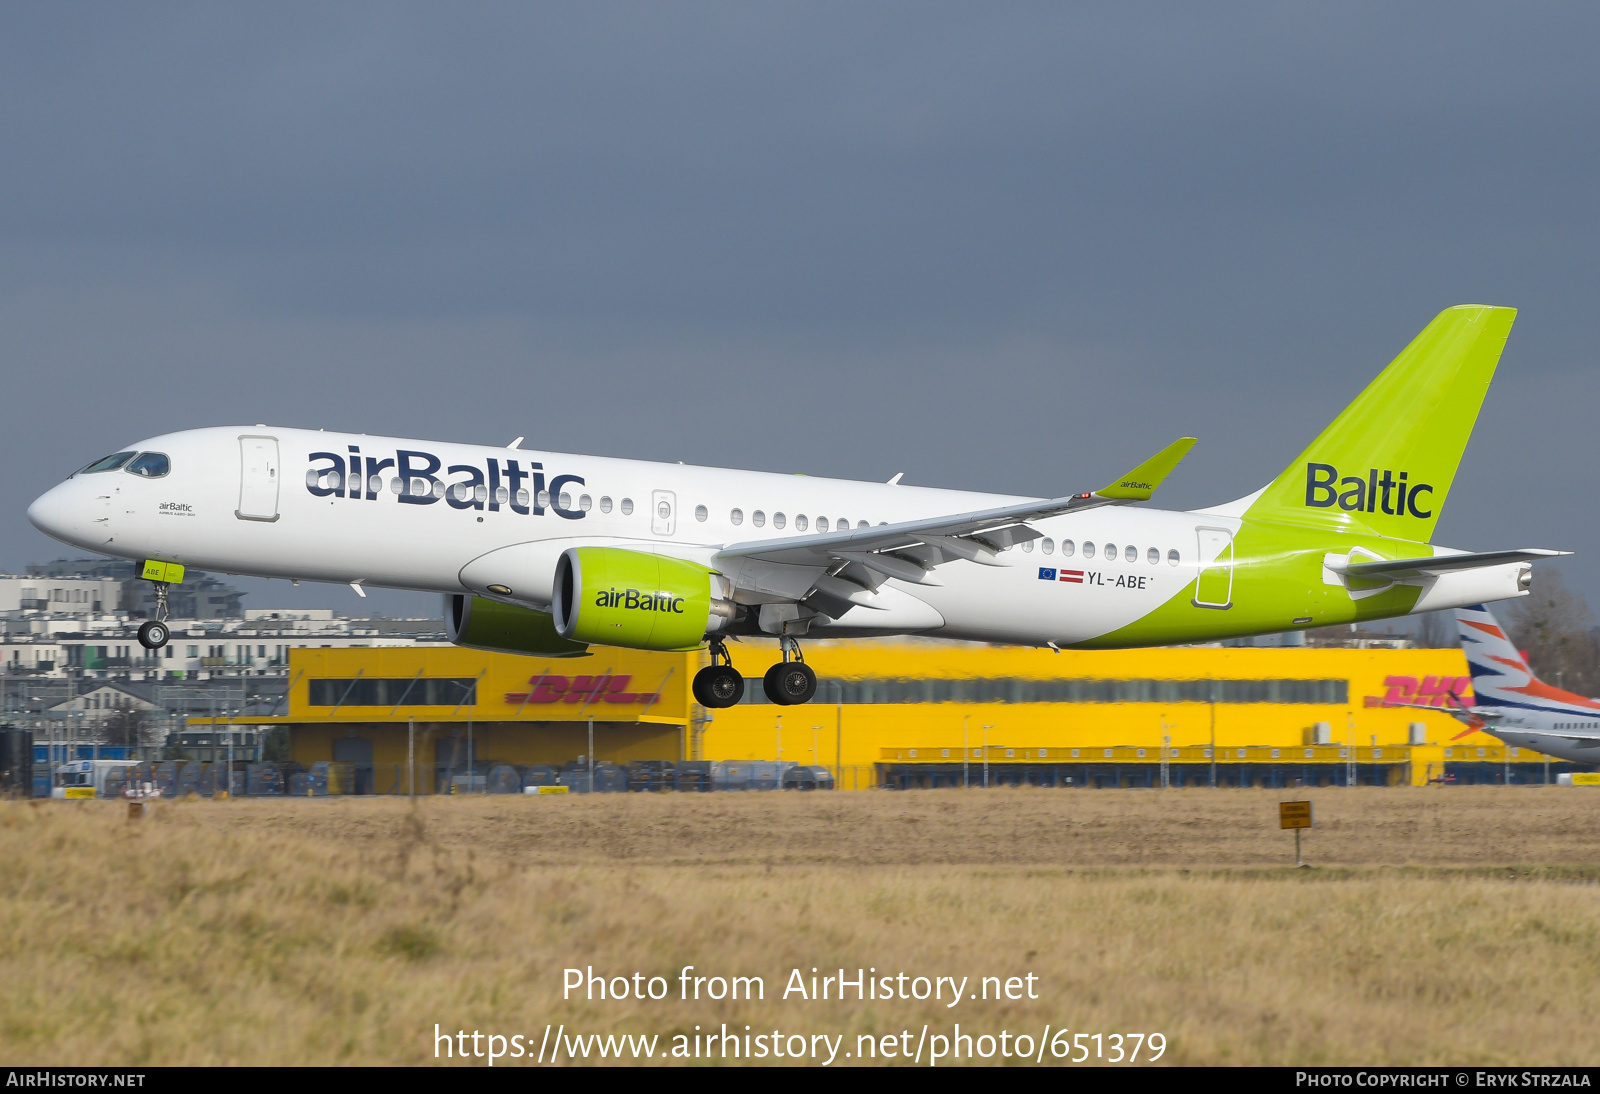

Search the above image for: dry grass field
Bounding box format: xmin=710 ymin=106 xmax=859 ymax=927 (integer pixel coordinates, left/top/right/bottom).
xmin=3 ymin=787 xmax=1600 ymax=1066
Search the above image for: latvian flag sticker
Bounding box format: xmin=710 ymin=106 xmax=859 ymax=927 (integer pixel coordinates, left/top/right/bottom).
xmin=1059 ymin=569 xmax=1084 ymax=583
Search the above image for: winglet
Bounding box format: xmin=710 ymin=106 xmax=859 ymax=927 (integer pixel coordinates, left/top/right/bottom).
xmin=1096 ymin=437 xmax=1198 ymax=501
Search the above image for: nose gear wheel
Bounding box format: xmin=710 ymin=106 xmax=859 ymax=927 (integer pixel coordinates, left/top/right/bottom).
xmin=137 ymin=581 xmax=173 ymax=650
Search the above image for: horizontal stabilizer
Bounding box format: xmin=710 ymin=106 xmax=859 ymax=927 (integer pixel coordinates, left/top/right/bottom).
xmin=1335 ymin=548 xmax=1569 ymax=580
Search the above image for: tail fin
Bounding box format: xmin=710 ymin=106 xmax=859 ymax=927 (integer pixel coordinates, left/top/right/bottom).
xmin=1455 ymin=604 xmax=1600 ymax=714
xmin=1246 ymin=305 xmax=1516 ymax=540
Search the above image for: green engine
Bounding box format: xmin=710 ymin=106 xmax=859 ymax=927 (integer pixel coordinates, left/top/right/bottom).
xmin=445 ymin=594 xmax=590 ymax=657
xmin=551 ymin=547 xmax=738 ymax=651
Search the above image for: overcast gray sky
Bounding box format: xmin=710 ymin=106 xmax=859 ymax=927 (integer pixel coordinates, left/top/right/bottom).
xmin=3 ymin=3 xmax=1598 ymax=617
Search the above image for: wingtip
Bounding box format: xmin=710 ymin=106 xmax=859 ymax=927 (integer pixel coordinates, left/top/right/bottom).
xmin=1095 ymin=435 xmax=1199 ymax=500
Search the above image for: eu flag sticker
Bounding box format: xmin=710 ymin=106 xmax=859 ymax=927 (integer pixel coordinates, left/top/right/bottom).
xmin=1038 ymin=567 xmax=1057 ymax=580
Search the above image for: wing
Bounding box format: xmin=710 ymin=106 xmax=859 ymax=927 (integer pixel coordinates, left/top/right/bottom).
xmin=712 ymin=438 xmax=1196 ymax=603
xmin=1333 ymin=548 xmax=1569 ymax=581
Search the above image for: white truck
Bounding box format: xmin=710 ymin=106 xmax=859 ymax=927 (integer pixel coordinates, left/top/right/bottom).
xmin=49 ymin=760 xmax=158 ymax=800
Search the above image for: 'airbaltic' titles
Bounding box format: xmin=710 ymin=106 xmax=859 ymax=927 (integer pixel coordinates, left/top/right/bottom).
xmin=305 ymin=448 xmax=587 ymax=518
xmin=1304 ymin=463 xmax=1433 ymax=518
xmin=595 ymin=588 xmax=685 ymax=614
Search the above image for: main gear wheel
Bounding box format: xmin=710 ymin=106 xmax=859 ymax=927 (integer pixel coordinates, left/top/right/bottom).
xmin=693 ymin=664 xmax=745 ymax=708
xmin=762 ymin=660 xmax=817 ymax=706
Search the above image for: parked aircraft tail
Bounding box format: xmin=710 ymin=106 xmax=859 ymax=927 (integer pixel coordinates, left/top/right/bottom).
xmin=1454 ymin=604 xmax=1600 ymax=715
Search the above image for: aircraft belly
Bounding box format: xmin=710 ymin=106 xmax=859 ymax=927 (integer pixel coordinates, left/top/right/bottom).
xmin=1487 ymin=729 xmax=1600 ymax=766
xmin=913 ymin=563 xmax=1168 ymax=645
xmin=811 ymin=584 xmax=945 ymax=633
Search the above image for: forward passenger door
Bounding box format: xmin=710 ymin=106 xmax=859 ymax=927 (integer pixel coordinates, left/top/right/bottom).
xmin=236 ymin=436 xmax=280 ymax=522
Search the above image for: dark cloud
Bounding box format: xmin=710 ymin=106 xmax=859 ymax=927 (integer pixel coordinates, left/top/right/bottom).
xmin=3 ymin=3 xmax=1598 ymax=616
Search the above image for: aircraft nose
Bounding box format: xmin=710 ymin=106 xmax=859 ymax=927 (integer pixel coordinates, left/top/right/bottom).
xmin=27 ymin=481 xmax=78 ymax=543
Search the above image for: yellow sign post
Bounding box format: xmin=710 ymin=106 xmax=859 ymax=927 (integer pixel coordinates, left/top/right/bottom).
xmin=1279 ymin=800 xmax=1313 ymax=866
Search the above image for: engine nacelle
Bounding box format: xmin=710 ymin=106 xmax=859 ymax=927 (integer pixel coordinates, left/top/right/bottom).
xmin=551 ymin=547 xmax=737 ymax=651
xmin=444 ymin=594 xmax=590 ymax=657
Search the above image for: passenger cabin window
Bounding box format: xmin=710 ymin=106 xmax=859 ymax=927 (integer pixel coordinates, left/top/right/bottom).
xmin=752 ymin=510 xmax=766 ymax=527
xmin=1104 ymin=543 xmax=1116 ymax=560
xmin=80 ymin=452 xmax=136 ymax=474
xmin=125 ymin=452 xmax=170 ymax=478
xmin=1022 ymin=540 xmax=1034 ymax=553
xmin=620 ymin=498 xmax=634 ymax=515
xmin=1125 ymin=545 xmax=1137 ymax=562
xmin=795 ymin=514 xmax=808 ymax=531
xmin=816 ymin=517 xmax=829 ymax=532
xmin=1082 ymin=542 xmax=1095 ymax=559
xmin=599 ymin=496 xmax=612 ymax=513
xmin=1042 ymin=539 xmax=1054 ymax=555
xmin=1167 ymin=549 xmax=1180 ymax=565
xmin=1147 ymin=547 xmax=1159 ymax=564
xmin=730 ymin=508 xmax=743 ymax=525
xmin=579 ymin=494 xmax=592 ymax=511
xmin=695 ymin=504 xmax=708 ymax=522
xmin=773 ymin=512 xmax=787 ymax=529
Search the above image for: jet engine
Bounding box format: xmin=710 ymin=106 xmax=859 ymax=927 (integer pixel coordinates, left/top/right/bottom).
xmin=444 ymin=594 xmax=590 ymax=657
xmin=551 ymin=546 xmax=739 ymax=651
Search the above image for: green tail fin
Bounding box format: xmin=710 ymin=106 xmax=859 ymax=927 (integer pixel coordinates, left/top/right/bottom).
xmin=1245 ymin=304 xmax=1516 ymax=541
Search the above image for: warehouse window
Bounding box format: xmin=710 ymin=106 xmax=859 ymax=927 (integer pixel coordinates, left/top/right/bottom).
xmin=736 ymin=677 xmax=1348 ymax=705
xmin=308 ymin=678 xmax=478 ymax=706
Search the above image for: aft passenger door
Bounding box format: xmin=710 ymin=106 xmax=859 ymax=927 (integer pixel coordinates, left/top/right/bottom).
xmin=1192 ymin=527 xmax=1233 ymax=609
xmin=236 ymin=435 xmax=280 ymax=522
xmin=651 ymin=490 xmax=676 ymax=536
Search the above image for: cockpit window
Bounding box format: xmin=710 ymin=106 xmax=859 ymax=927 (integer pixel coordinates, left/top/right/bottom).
xmin=125 ymin=452 xmax=170 ymax=478
xmin=79 ymin=452 xmax=136 ymax=474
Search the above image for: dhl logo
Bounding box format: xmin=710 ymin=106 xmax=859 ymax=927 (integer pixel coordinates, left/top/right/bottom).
xmin=502 ymin=674 xmax=664 ymax=707
xmin=1363 ymin=675 xmax=1473 ymax=709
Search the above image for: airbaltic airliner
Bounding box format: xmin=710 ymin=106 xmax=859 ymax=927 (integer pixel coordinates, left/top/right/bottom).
xmin=1447 ymin=605 xmax=1600 ymax=765
xmin=27 ymin=305 xmax=1566 ymax=708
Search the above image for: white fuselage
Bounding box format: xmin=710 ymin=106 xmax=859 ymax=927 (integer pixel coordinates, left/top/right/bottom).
xmin=1471 ymin=710 xmax=1600 ymax=766
xmin=27 ymin=426 xmax=1228 ymax=647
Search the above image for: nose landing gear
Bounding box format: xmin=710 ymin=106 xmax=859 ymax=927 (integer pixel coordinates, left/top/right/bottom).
xmin=692 ymin=640 xmax=746 ymax=709
xmin=762 ymin=636 xmax=817 ymax=706
xmin=136 ymin=581 xmax=172 ymax=650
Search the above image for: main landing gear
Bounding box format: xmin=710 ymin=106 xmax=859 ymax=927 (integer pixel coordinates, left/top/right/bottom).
xmin=693 ymin=637 xmax=818 ymax=708
xmin=762 ymin=636 xmax=816 ymax=706
xmin=136 ymin=582 xmax=171 ymax=650
xmin=692 ymin=640 xmax=746 ymax=709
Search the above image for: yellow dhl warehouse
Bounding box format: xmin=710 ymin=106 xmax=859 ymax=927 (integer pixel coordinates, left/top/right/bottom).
xmin=228 ymin=638 xmax=1576 ymax=791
